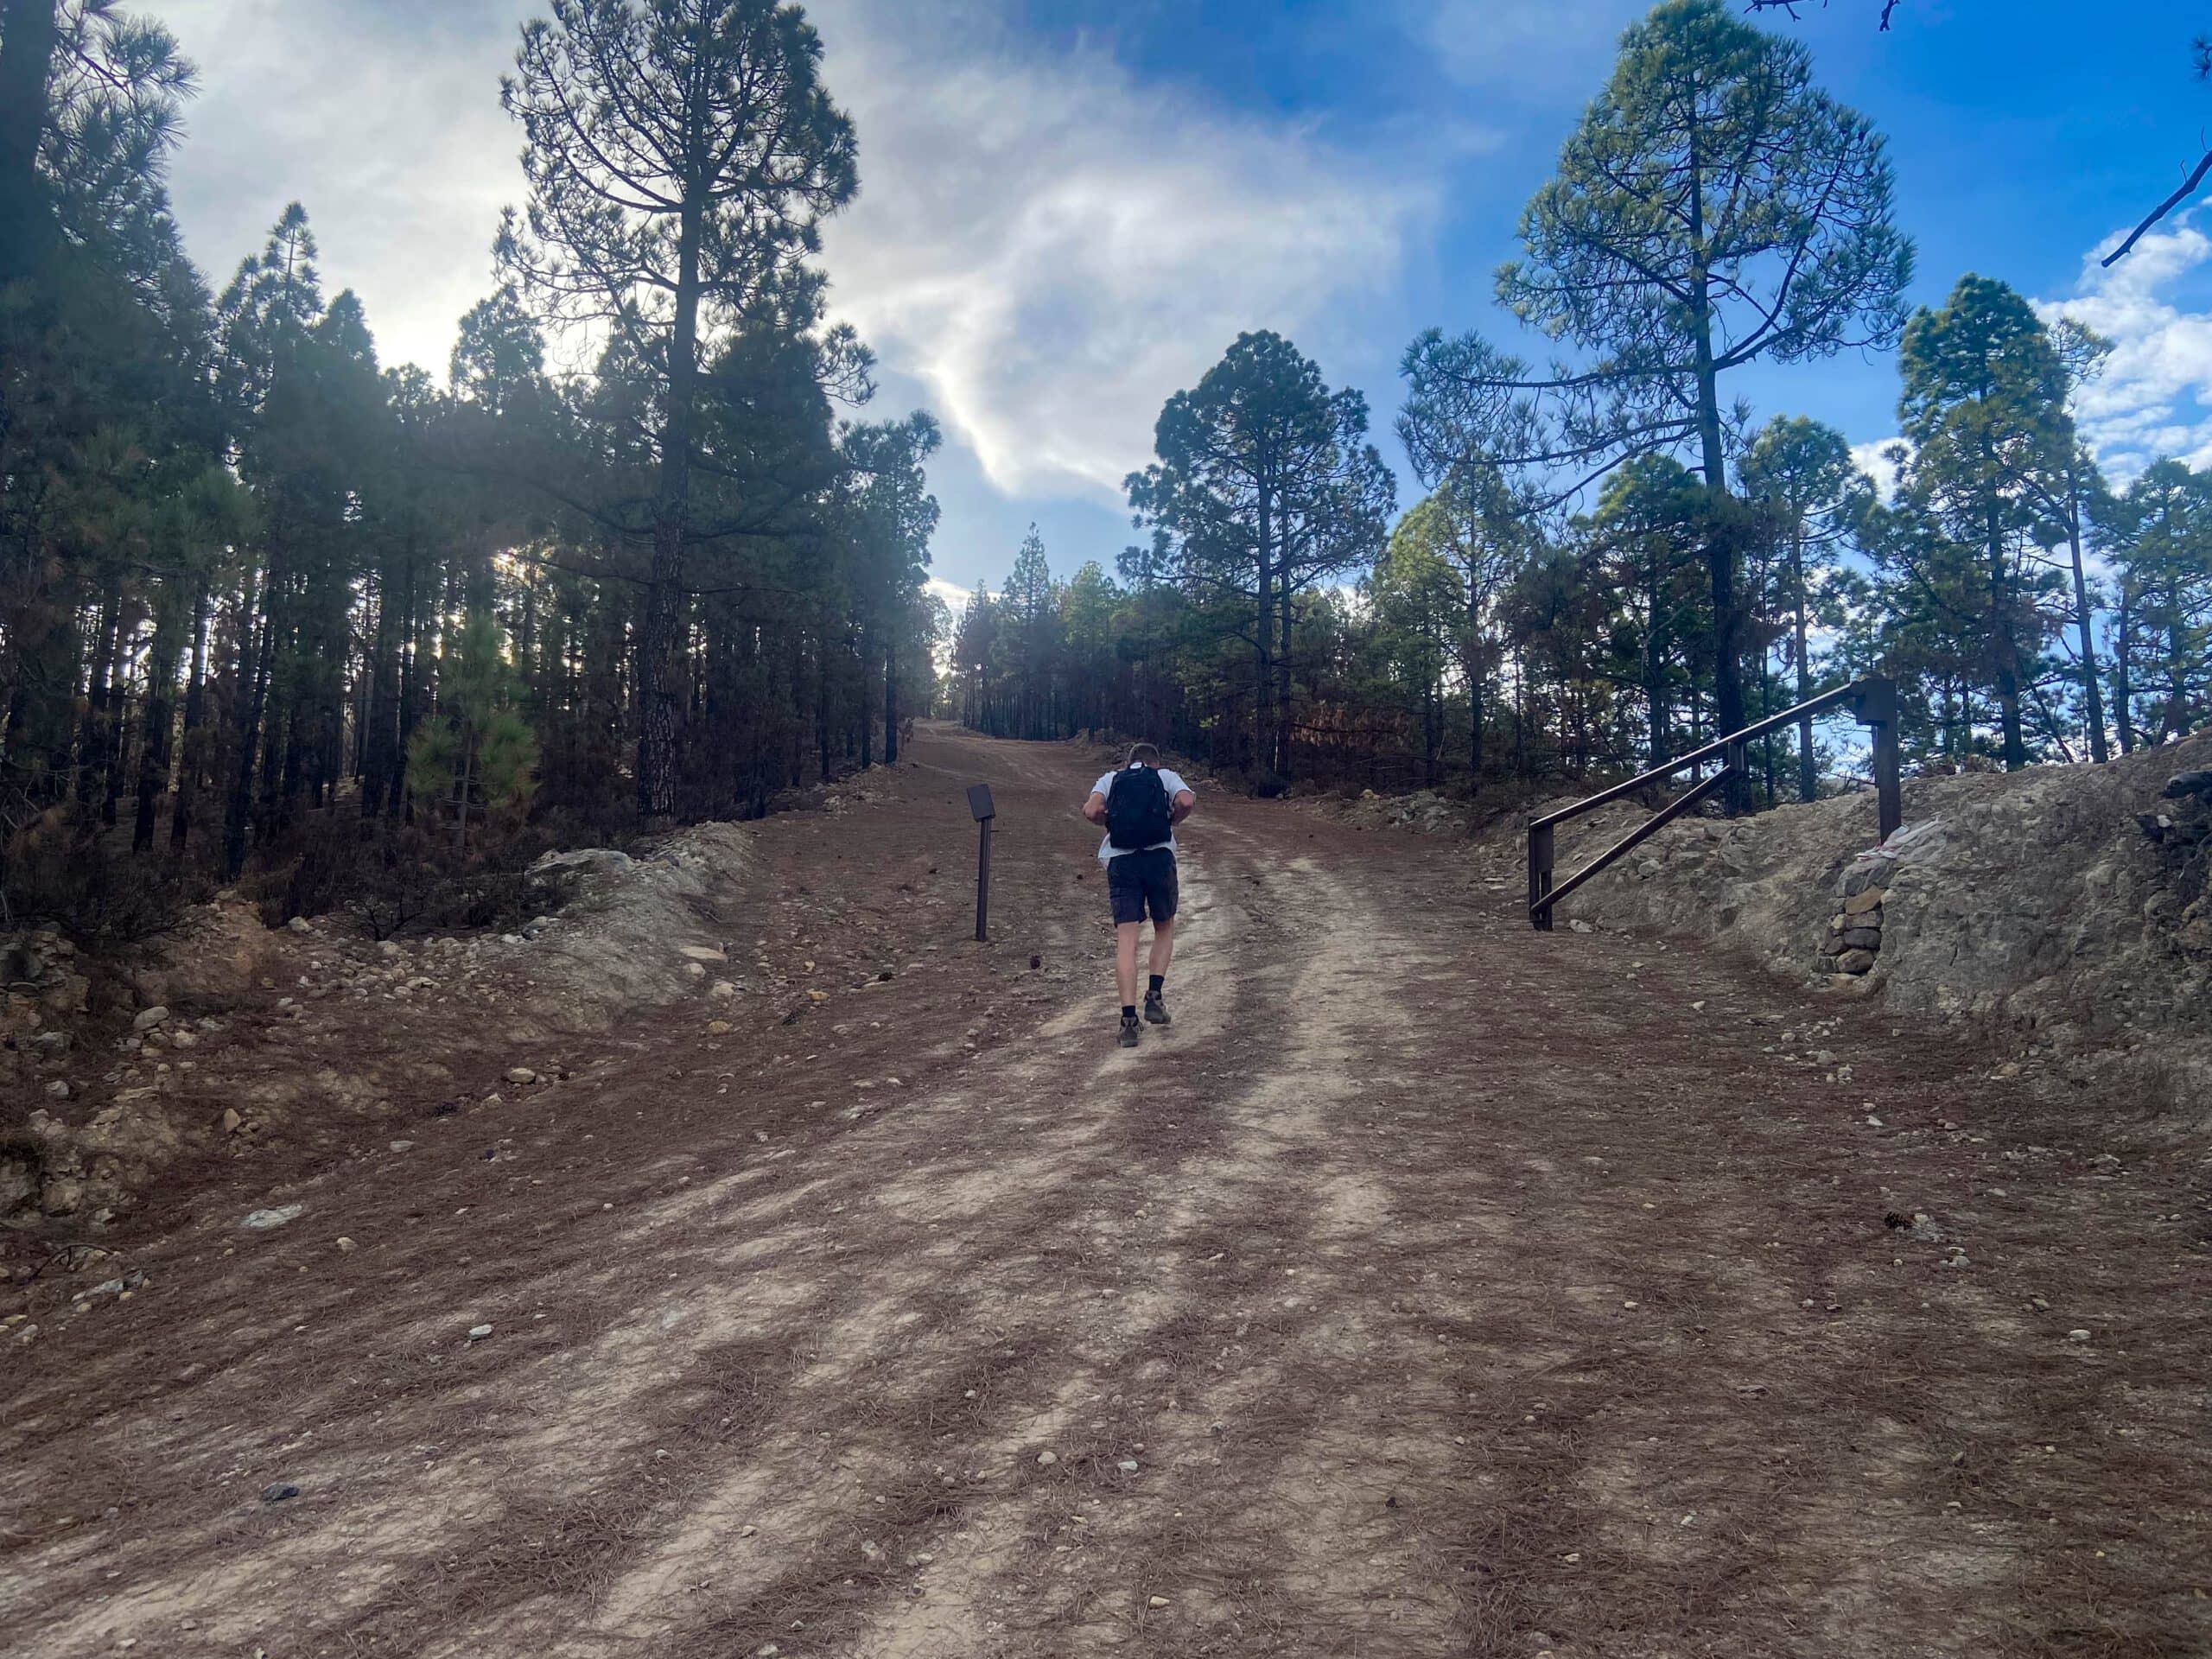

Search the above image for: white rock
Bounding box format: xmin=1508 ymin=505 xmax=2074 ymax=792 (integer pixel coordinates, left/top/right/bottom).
xmin=131 ymin=1006 xmax=169 ymax=1032
xmin=467 ymin=1324 xmax=493 ymax=1341
xmin=241 ymin=1204 xmax=303 ymax=1230
xmin=2067 ymin=1329 xmax=2092 ymax=1343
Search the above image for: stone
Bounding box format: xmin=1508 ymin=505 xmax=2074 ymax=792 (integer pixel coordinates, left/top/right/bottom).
xmin=709 ymin=981 xmax=739 ymax=1000
xmin=1842 ymin=887 xmax=1885 ymax=916
xmin=44 ymin=1079 xmax=68 ymax=1099
xmin=220 ymin=1108 xmax=243 ymax=1135
xmin=1148 ymin=1596 xmax=1171 ymax=1609
xmin=1841 ymin=927 xmax=1883 ymax=951
xmin=169 ymin=1028 xmax=197 ymax=1049
xmin=131 ymin=1005 xmax=169 ymax=1032
xmin=287 ymin=917 xmax=312 ymax=934
xmin=505 ymin=1067 xmax=537 ymax=1085
xmin=2162 ymin=769 xmax=2212 ymax=801
xmin=2067 ymin=1328 xmax=2092 ymax=1342
xmin=529 ymin=847 xmax=634 ymax=887
xmin=261 ymin=1482 xmax=300 ymax=1503
xmin=706 ymin=1020 xmax=734 ymax=1036
xmin=240 ymin=1204 xmax=304 ymax=1230
xmin=1567 ymin=919 xmax=1595 ymax=935
xmin=388 ymin=1140 xmax=415 ymax=1154
xmin=1837 ymin=950 xmax=1878 ymax=975
xmin=1035 ymin=1450 xmax=1058 ymax=1466
xmin=467 ymin=1324 xmax=493 ymax=1341
xmin=335 ymin=1236 xmax=357 ymax=1254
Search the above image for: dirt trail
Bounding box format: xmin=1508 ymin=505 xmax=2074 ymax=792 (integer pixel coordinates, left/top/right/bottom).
xmin=3 ymin=723 xmax=2208 ymax=1658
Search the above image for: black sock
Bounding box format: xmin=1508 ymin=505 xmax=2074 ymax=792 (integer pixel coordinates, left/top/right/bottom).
xmin=1122 ymin=1005 xmax=1137 ymax=1021
xmin=1147 ymin=975 xmax=1164 ymax=997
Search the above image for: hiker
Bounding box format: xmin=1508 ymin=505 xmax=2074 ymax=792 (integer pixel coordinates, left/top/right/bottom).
xmin=1082 ymin=742 xmax=1197 ymax=1046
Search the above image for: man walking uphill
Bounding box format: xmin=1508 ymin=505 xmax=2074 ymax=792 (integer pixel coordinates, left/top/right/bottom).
xmin=1083 ymin=743 xmax=1198 ymax=1047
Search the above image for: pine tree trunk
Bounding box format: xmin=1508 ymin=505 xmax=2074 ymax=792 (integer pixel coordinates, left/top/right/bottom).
xmin=226 ymin=561 xmax=276 ymax=878
xmin=2063 ymin=465 xmax=2108 ymax=764
xmin=639 ymin=196 xmax=703 ymax=819
xmin=170 ymin=577 xmax=209 ymax=851
xmin=2110 ymin=588 xmax=2135 ymax=754
xmin=134 ymin=595 xmax=184 ymax=852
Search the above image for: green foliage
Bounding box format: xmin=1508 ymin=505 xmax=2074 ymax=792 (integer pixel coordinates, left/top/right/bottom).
xmin=406 ymin=613 xmax=540 ymax=853
xmin=2103 ymin=461 xmax=2212 ymax=748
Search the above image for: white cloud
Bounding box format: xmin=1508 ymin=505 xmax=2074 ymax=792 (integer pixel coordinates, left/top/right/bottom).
xmin=150 ymin=0 xmax=522 ymax=378
xmin=1850 ymin=438 xmax=1904 ymax=503
xmin=2037 ymin=217 xmax=2212 ymax=481
xmin=817 ymin=0 xmax=1431 ymax=499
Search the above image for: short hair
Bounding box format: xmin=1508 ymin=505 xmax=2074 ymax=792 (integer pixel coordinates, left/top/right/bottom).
xmin=1127 ymin=741 xmax=1161 ymax=767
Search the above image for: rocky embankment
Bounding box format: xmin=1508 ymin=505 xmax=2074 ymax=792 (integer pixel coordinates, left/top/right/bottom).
xmin=1355 ymin=736 xmax=2212 ymax=1119
xmin=1 ymin=819 xmax=767 ymax=1229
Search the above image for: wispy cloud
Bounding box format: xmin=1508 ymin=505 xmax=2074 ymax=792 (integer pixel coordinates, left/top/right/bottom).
xmin=819 ymin=0 xmax=1431 ymax=499
xmin=1414 ymin=0 xmax=1645 ymax=94
xmin=2037 ymin=217 xmax=2212 ymax=480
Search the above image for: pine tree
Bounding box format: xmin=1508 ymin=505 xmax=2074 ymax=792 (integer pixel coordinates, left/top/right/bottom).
xmin=498 ymin=0 xmax=858 ymax=817
xmin=406 ymin=612 xmax=540 ymax=854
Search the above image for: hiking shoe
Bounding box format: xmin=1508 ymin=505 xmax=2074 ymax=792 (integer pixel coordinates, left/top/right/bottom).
xmin=1143 ymin=991 xmax=1171 ymax=1026
xmin=1118 ymin=1014 xmax=1141 ymax=1048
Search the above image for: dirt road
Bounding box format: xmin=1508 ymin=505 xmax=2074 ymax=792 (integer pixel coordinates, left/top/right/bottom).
xmin=5 ymin=723 xmax=2208 ymax=1657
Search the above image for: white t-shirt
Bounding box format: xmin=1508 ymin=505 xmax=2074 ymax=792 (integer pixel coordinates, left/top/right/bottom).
xmin=1091 ymin=766 xmax=1192 ymax=864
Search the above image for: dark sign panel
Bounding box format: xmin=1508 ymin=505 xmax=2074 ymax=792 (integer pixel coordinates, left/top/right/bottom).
xmin=966 ymin=783 xmax=996 ymax=823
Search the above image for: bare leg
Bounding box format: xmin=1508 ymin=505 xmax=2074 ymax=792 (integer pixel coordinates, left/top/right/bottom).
xmin=1148 ymin=916 xmax=1176 ymax=983
xmin=1116 ymin=921 xmax=1141 ymax=1007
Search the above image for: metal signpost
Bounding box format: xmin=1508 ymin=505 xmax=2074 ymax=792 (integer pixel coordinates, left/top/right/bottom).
xmin=966 ymin=783 xmax=995 ymax=942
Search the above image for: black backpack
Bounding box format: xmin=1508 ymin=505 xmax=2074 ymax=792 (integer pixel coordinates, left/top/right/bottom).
xmin=1105 ymin=765 xmax=1173 ymax=850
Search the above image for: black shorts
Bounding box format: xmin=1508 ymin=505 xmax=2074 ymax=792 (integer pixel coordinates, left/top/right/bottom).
xmin=1108 ymin=848 xmax=1178 ymax=925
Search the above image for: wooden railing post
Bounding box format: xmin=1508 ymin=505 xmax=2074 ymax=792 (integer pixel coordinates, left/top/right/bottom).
xmin=1849 ymin=676 xmax=1902 ymax=842
xmin=1529 ymin=821 xmax=1554 ymax=931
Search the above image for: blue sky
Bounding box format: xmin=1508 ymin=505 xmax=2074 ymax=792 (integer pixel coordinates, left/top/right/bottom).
xmin=143 ymin=0 xmax=2212 ymax=609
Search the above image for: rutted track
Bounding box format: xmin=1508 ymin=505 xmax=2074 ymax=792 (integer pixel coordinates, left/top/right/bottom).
xmin=3 ymin=724 xmax=2206 ymax=1658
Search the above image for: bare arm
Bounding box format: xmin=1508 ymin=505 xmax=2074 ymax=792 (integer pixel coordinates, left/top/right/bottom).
xmin=1083 ymin=791 xmax=1108 ymax=825
xmin=1171 ymin=789 xmax=1196 ymax=826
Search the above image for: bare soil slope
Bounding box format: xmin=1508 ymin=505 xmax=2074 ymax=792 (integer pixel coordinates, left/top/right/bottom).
xmin=3 ymin=722 xmax=2207 ymax=1658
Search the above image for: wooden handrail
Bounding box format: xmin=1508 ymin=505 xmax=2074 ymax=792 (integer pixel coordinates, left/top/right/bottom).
xmin=1529 ymin=676 xmax=1901 ymax=931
